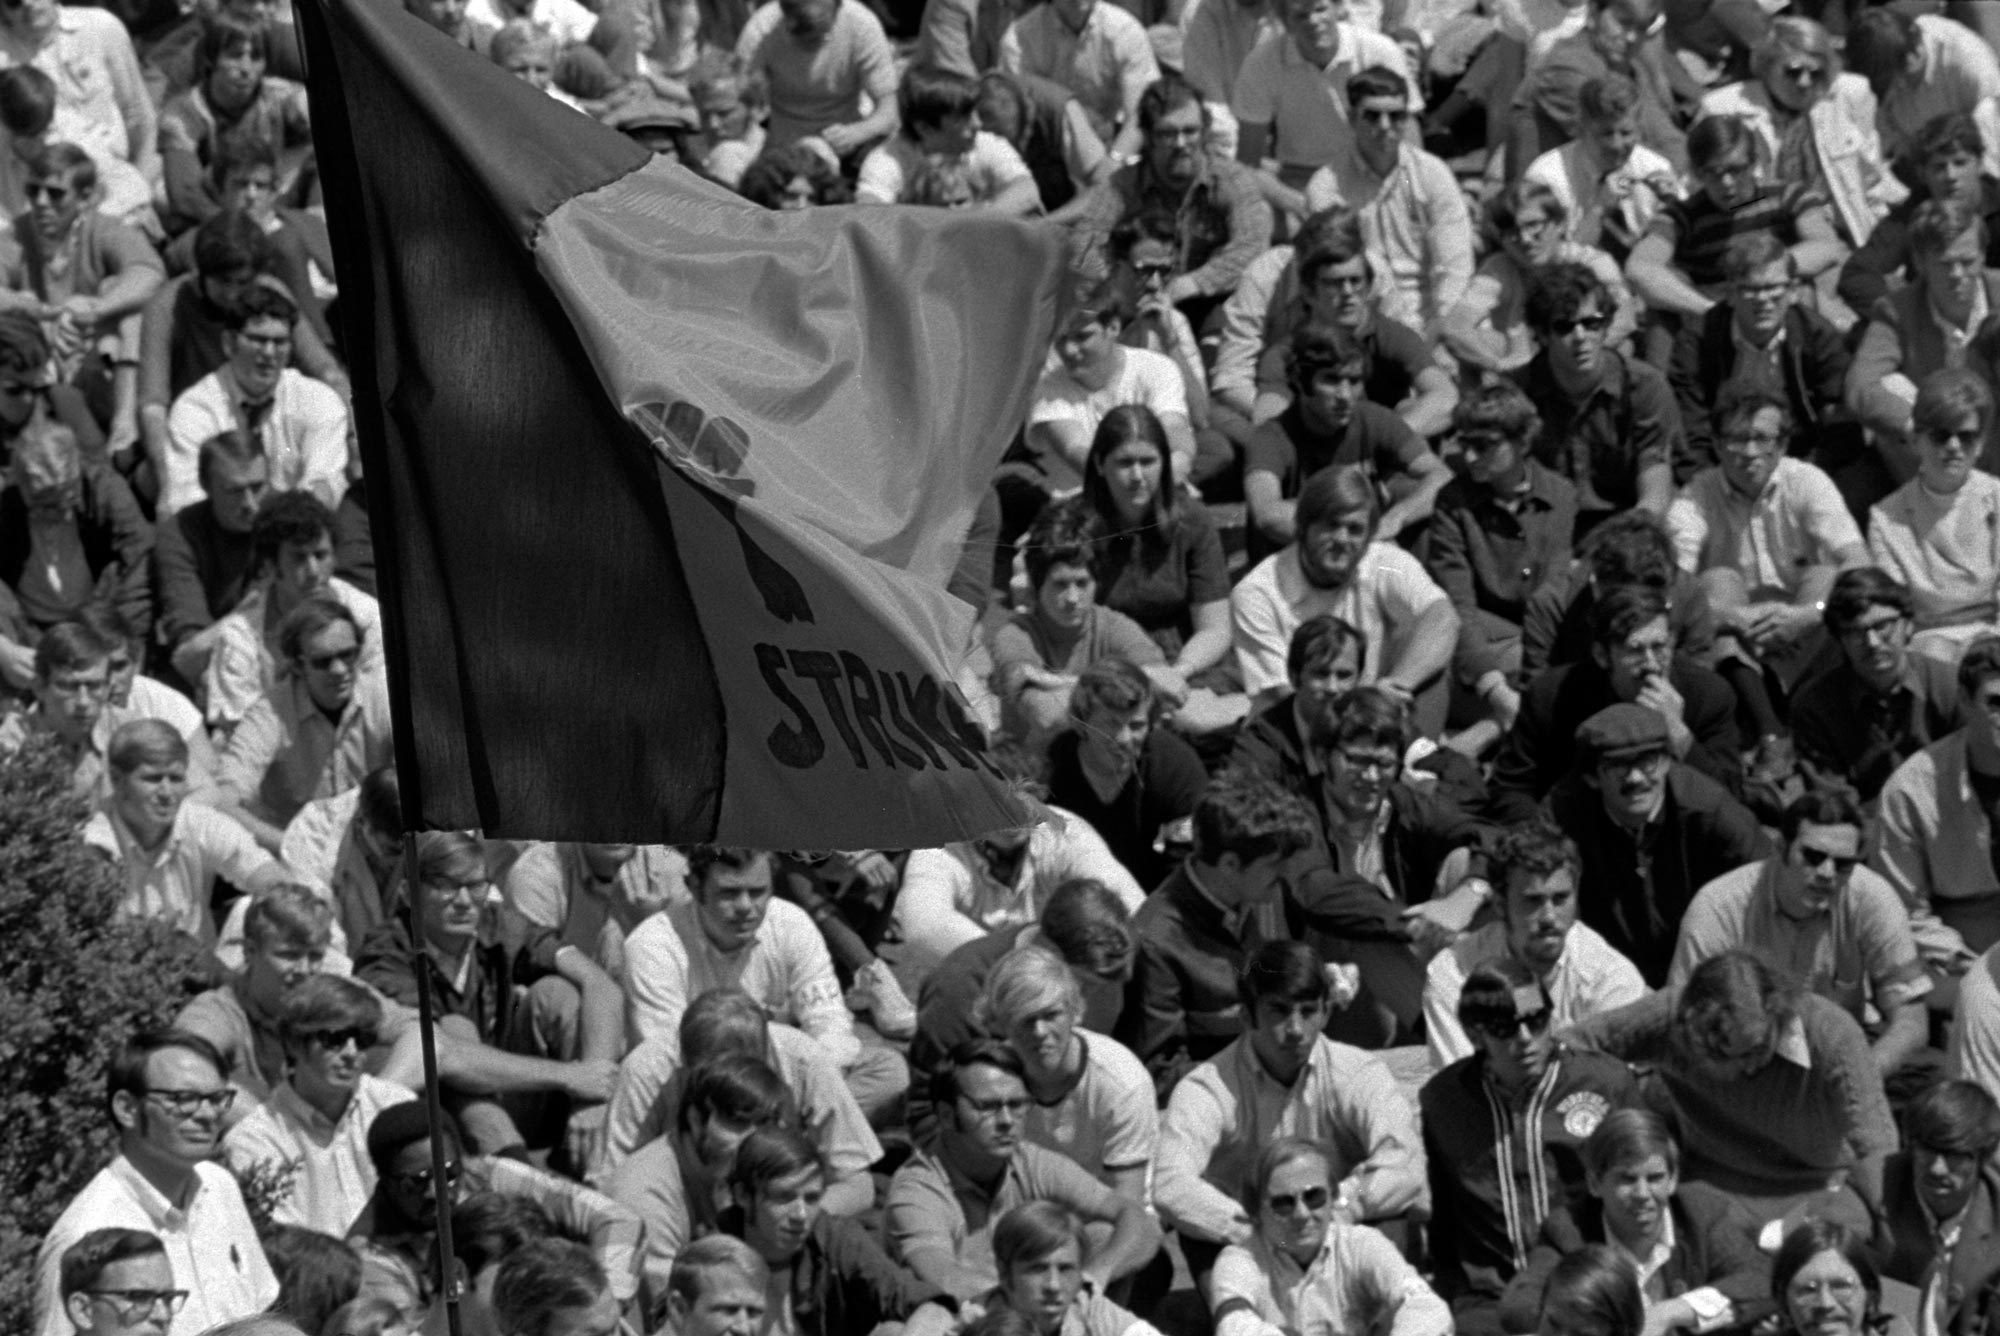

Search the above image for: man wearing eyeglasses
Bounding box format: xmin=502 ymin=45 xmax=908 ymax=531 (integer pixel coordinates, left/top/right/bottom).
xmin=1791 ymin=568 xmax=1961 ymax=802
xmin=222 ymin=973 xmax=414 ymax=1236
xmin=1671 ymin=786 xmax=1931 ymax=1083
xmin=33 ymin=1029 xmax=278 ymax=1336
xmin=56 ymin=1228 xmax=181 ymax=1336
xmin=1419 ymin=957 xmax=1636 ymax=1331
xmin=1301 ymin=65 xmax=1472 ymax=338
xmin=884 ymin=1038 xmax=1161 ymax=1302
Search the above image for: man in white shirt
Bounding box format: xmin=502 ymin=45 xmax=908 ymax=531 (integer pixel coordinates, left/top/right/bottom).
xmin=503 ymin=842 xmax=688 ymax=978
xmin=223 ymin=973 xmax=413 ymax=1236
xmin=1425 ymin=817 xmax=1647 ymax=1068
xmin=1001 ymin=0 xmax=1158 ymax=162
xmin=162 ymin=281 xmax=348 ymax=519
xmin=622 ymin=845 xmax=909 ymax=1123
xmin=33 ymin=1029 xmax=278 ymax=1336
xmin=1027 ymin=277 xmax=1196 ymax=494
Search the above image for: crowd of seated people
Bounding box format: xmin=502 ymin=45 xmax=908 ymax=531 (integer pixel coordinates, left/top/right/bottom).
xmin=25 ymin=0 xmax=2000 ymax=1330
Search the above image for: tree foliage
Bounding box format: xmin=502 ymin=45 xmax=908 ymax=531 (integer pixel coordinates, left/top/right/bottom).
xmin=0 ymin=734 xmax=206 ymax=1335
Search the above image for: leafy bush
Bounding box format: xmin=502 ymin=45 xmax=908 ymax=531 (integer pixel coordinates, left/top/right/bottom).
xmin=0 ymin=733 xmax=206 ymax=1335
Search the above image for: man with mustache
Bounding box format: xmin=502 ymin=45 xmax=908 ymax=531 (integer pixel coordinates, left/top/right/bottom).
xmin=1544 ymin=702 xmax=1768 ymax=986
xmin=1671 ymin=786 xmax=1931 ymax=1082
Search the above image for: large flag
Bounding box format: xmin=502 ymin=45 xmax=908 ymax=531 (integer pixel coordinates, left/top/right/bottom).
xmin=296 ymin=0 xmax=1068 ymax=848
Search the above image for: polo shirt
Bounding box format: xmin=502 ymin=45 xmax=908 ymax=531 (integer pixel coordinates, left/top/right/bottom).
xmin=1423 ymin=460 xmax=1579 ymax=628
xmin=1211 ymin=1222 xmax=1450 ymax=1336
xmin=1877 ymin=732 xmax=2000 ymax=955
xmin=1229 ymin=540 xmax=1450 ymax=700
xmin=222 ymin=1072 xmax=413 ymax=1235
xmin=622 ymin=894 xmax=857 ymax=1066
xmin=215 ymin=669 xmax=395 ymax=827
xmin=1000 ymin=0 xmax=1159 ymax=133
xmin=33 ymin=1156 xmax=278 ymax=1336
xmin=886 ymin=1141 xmax=1120 ymax=1297
xmin=1577 ymin=989 xmax=1900 ymax=1200
xmin=163 ymin=365 xmax=350 ymax=518
xmin=1157 ymin=1032 xmax=1426 ymax=1242
xmin=1230 ymin=26 xmax=1420 ymax=173
xmin=502 ymin=841 xmax=689 ymax=977
xmin=1244 ymin=401 xmax=1429 ymax=501
xmin=1666 ymin=457 xmax=1863 ymax=601
xmin=1673 ymin=858 xmax=1930 ymax=1022
xmin=1509 ymin=349 xmax=1679 ymax=516
xmin=83 ymin=798 xmax=274 ymax=946
xmin=1791 ymin=656 xmax=1961 ymax=801
xmin=1022 ymin=1030 xmax=1159 ymax=1187
xmin=1028 ymin=346 xmax=1188 ymax=494
xmin=1423 ymin=921 xmax=1648 ymax=1069
xmin=601 ymin=1022 xmax=882 ymax=1179
xmin=1303 ymin=139 xmax=1474 ymax=331
xmin=736 ymin=0 xmax=898 ymax=147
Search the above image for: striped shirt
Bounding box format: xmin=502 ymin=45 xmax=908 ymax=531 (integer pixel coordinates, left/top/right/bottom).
xmin=1646 ymin=181 xmax=1826 ymax=292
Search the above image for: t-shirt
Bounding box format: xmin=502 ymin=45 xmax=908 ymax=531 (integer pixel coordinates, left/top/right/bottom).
xmin=734 ymin=0 xmax=898 ymax=147
xmin=1093 ymin=504 xmax=1231 ymax=656
xmin=1646 ymin=181 xmax=1824 ymax=290
xmin=1044 ymin=726 xmax=1206 ymax=887
xmin=1020 ymin=1030 xmax=1160 ymax=1187
xmin=1229 ymin=541 xmax=1450 ymax=698
xmin=1244 ymin=400 xmax=1427 ymax=497
xmin=856 ymin=130 xmax=1033 ymax=204
xmin=1253 ymin=317 xmax=1435 ymax=419
xmin=1030 ymin=347 xmax=1189 ymax=493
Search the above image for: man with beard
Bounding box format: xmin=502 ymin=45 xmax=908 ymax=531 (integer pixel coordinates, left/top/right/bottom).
xmin=1791 ymin=568 xmax=1961 ymax=801
xmin=33 ymin=1030 xmax=278 ymax=1336
xmin=162 ymin=282 xmax=348 ymax=519
xmin=1510 ymin=262 xmax=1679 ymax=535
xmin=720 ymin=1128 xmax=959 ymax=1336
xmin=1069 ymin=76 xmax=1272 ymax=313
xmin=1424 ymin=820 xmax=1646 ymax=1070
xmin=1490 ymin=584 xmax=1742 ymax=824
xmin=1230 ymin=464 xmax=1457 ymax=729
xmin=1155 ymin=940 xmax=1425 ymax=1284
xmin=1544 ymin=703 xmax=1768 ymax=986
xmin=624 ymin=845 xmax=909 ymax=1125
xmin=222 ymin=974 xmax=412 ymax=1235
xmin=1672 ymin=787 xmax=1930 ymax=1082
xmin=1243 ymin=323 xmax=1449 ymax=557
xmin=1420 ymin=960 xmax=1635 ymax=1334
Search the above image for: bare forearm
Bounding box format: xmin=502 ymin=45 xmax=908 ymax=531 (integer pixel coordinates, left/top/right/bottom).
xmin=578 ymin=975 xmax=625 ymax=1066
xmin=821 ymin=1172 xmax=875 ymax=1217
xmin=1383 ymin=604 xmax=1458 ymax=691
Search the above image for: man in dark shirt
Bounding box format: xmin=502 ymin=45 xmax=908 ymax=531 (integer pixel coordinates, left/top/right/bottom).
xmin=1118 ymin=774 xmax=1315 ymax=1098
xmin=157 ymin=430 xmax=266 ymax=678
xmin=1839 ymin=112 xmax=2000 ymax=317
xmin=1492 ymin=583 xmax=1742 ymax=822
xmin=1513 ymin=0 xmax=1694 ymax=174
xmin=1242 ymin=320 xmax=1449 ymax=558
xmin=1510 ymin=262 xmax=1680 ymax=533
xmin=1544 ymin=703 xmax=1770 ymax=984
xmin=1792 ymin=566 xmax=1961 ymax=801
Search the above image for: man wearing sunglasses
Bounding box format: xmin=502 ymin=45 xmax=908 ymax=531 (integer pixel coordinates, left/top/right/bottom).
xmin=1420 ymin=957 xmax=1636 ymax=1330
xmin=222 ymin=973 xmax=414 ymax=1237
xmin=1672 ymin=786 xmax=1931 ymax=1083
xmin=1301 ymin=65 xmax=1472 ymax=339
xmin=33 ymin=1029 xmax=278 ymax=1336
xmin=1512 ymin=261 xmax=1679 ymax=534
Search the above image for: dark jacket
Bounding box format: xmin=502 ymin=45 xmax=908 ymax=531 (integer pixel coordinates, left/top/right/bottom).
xmin=0 ymin=462 xmax=154 ymax=640
xmin=154 ymin=499 xmax=255 ymax=645
xmin=1490 ymin=655 xmax=1743 ymax=824
xmin=723 ymin=1210 xmax=949 ymax=1336
xmin=1545 ymin=763 xmax=1772 ymax=985
xmin=1839 ymin=177 xmax=2000 ymax=315
xmin=1294 ymin=779 xmax=1495 ymax=941
xmin=1499 ymin=1183 xmax=1774 ymax=1333
xmin=1229 ymin=693 xmax=1490 ymax=812
xmin=1522 ymin=564 xmax=1719 ymax=682
xmin=1872 ymin=1152 xmax=2000 ymax=1336
xmin=1423 ymin=460 xmax=1579 ymax=630
xmin=1119 ymin=861 xmax=1304 ymax=1099
xmin=1510 ymin=349 xmax=1684 ymax=514
xmin=1669 ymin=303 xmax=1851 ymax=469
xmin=912 ymin=926 xmax=1126 ymax=1079
xmin=1792 ymin=655 xmax=1962 ymax=801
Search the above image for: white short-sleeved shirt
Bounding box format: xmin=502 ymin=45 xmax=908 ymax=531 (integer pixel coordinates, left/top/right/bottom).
xmin=1229 ymin=541 xmax=1450 ymax=699
xmin=857 ymin=130 xmax=1033 ymax=204
xmin=1001 ymin=0 xmax=1159 ymax=132
xmin=1024 ymin=1030 xmax=1159 ymax=1190
xmin=83 ymin=799 xmax=275 ymax=946
xmin=97 ymin=675 xmax=205 ymax=755
xmin=464 ymin=0 xmax=597 ymax=43
xmin=222 ymin=1072 xmax=413 ymax=1236
xmin=1210 ymin=1223 xmax=1452 ymax=1336
xmin=1423 ymin=921 xmax=1648 ymax=1069
xmin=1666 ymin=457 xmax=1864 ymax=601
xmin=1030 ymin=346 xmax=1187 ymax=493
xmin=34 ymin=1157 xmax=278 ymax=1336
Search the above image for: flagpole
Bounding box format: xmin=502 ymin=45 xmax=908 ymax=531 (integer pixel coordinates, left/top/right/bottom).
xmin=405 ymin=836 xmax=464 ymax=1336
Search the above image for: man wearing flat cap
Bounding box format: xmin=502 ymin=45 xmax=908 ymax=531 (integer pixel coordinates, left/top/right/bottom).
xmin=1545 ymin=703 xmax=1770 ymax=986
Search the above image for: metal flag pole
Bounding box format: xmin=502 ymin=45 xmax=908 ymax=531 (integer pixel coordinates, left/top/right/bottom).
xmin=405 ymin=836 xmax=464 ymax=1336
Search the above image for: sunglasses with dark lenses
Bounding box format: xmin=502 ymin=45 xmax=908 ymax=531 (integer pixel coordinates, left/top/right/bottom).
xmin=306 ymin=1025 xmax=379 ymax=1050
xmin=1797 ymin=847 xmax=1860 ymax=875
xmin=24 ymin=182 xmax=70 ymax=203
xmin=1266 ymin=1185 xmax=1332 ymax=1216
xmin=393 ymin=1162 xmax=463 ymax=1193
xmin=1550 ymin=314 xmax=1609 ymax=335
xmin=1131 ymin=262 xmax=1174 ymax=280
xmin=1781 ymin=61 xmax=1824 ymax=83
xmin=306 ymin=647 xmax=362 ymax=671
xmin=1471 ymin=1008 xmax=1554 ymax=1041
xmin=1357 ymin=108 xmax=1408 ymax=126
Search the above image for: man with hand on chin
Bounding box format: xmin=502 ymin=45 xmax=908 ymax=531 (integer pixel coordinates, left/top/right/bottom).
xmin=1545 ymin=703 xmax=1769 ymax=986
